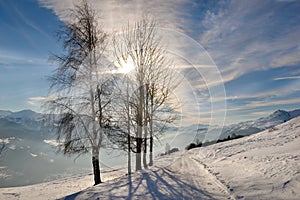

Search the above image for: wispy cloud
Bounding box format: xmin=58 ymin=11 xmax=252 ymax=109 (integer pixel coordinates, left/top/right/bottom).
xmin=13 ymin=5 xmax=50 ymax=38
xmin=199 ymin=0 xmax=300 ymax=84
xmin=226 ymin=97 xmax=300 ymax=112
xmin=226 ymin=87 xmax=300 ymax=101
xmin=27 ymin=95 xmax=57 ymax=106
xmin=0 ymin=50 xmax=49 ymax=69
xmin=247 ymin=97 xmax=300 ymax=108
xmin=274 ymin=76 xmax=300 ymax=81
xmin=38 ymin=0 xmax=187 ymax=31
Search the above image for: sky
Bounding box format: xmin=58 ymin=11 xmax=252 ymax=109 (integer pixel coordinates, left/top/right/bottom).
xmin=0 ymin=0 xmax=300 ymax=125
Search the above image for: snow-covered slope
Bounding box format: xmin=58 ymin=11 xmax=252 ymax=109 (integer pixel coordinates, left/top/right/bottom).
xmin=1 ymin=116 xmax=299 ymax=200
xmin=189 ymin=116 xmax=300 ymax=199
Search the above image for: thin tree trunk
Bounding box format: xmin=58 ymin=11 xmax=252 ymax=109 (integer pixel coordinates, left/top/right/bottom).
xmin=143 ymin=84 xmax=149 ymax=169
xmin=136 ymin=98 xmax=142 ymax=171
xmin=127 ymin=116 xmax=131 ymax=174
xmin=92 ymin=149 xmax=102 ymax=185
xmin=128 ymin=134 xmax=131 ymax=174
xmin=136 ymin=83 xmax=144 ymax=171
xmin=149 ymin=135 xmax=153 ymax=166
xmin=143 ymin=136 xmax=147 ymax=169
xmin=126 ymin=79 xmax=132 ymax=175
xmin=149 ymin=89 xmax=154 ymax=166
xmin=136 ymin=137 xmax=142 ymax=171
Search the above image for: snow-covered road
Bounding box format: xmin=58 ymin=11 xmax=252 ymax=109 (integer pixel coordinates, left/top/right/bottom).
xmin=62 ymin=153 xmax=233 ymax=199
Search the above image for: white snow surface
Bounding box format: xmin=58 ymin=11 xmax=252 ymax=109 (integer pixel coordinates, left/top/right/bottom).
xmin=1 ymin=117 xmax=299 ymax=200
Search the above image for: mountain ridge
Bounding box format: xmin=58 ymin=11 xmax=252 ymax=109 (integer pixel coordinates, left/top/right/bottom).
xmin=188 ymin=108 xmax=300 ymax=142
xmin=1 ymin=108 xmax=300 ymax=142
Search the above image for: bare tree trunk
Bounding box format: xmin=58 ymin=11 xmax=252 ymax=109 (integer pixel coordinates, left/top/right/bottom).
xmin=149 ymin=135 xmax=153 ymax=166
xmin=92 ymin=148 xmax=101 ymax=185
xmin=127 ymin=133 xmax=131 ymax=174
xmin=136 ymin=84 xmax=144 ymax=171
xmin=126 ymin=80 xmax=132 ymax=174
xmin=89 ymin=62 xmax=101 ymax=184
xmin=136 ymin=138 xmax=142 ymax=171
xmin=143 ymin=135 xmax=147 ymax=169
xmin=149 ymin=88 xmax=154 ymax=166
xmin=135 ymin=94 xmax=142 ymax=171
xmin=143 ymin=84 xmax=149 ymax=169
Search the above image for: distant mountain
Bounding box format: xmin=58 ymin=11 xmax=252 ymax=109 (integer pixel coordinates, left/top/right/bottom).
xmin=0 ymin=110 xmax=12 ymax=118
xmin=4 ymin=109 xmax=44 ymax=128
xmin=0 ymin=109 xmax=51 ymax=140
xmin=194 ymin=109 xmax=300 ymax=142
xmin=1 ymin=108 xmax=299 ymax=142
xmin=222 ymin=109 xmax=300 ymax=138
xmin=7 ymin=109 xmax=42 ymax=121
xmin=289 ymin=109 xmax=300 ymax=118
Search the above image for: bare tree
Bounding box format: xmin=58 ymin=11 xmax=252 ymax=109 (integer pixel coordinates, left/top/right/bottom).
xmin=45 ymin=0 xmax=111 ymax=185
xmin=107 ymin=77 xmax=135 ymax=175
xmin=112 ymin=17 xmax=179 ymax=171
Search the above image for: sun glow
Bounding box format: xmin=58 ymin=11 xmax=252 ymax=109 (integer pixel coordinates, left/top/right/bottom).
xmin=114 ymin=56 xmax=135 ymax=74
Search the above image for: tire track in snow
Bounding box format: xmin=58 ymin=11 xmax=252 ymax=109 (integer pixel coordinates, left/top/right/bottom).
xmin=189 ymin=156 xmax=236 ymax=200
xmin=167 ymin=152 xmax=236 ymax=200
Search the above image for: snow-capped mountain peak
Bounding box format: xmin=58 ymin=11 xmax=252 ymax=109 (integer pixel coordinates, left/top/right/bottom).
xmin=195 ymin=108 xmax=300 ymax=142
xmin=267 ymin=109 xmax=291 ymax=121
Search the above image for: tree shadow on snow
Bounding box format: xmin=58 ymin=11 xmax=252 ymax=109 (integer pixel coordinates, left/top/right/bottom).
xmin=136 ymin=168 xmax=214 ymax=199
xmin=62 ymin=191 xmax=82 ymax=200
xmin=62 ymin=168 xmax=214 ymax=200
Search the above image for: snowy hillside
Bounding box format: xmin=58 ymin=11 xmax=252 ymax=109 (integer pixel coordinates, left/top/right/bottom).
xmin=189 ymin=116 xmax=300 ymax=199
xmin=1 ymin=116 xmax=299 ymax=199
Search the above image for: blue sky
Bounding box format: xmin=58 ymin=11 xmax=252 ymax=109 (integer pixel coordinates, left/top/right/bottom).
xmin=0 ymin=0 xmax=62 ymax=111
xmin=0 ymin=0 xmax=300 ymax=125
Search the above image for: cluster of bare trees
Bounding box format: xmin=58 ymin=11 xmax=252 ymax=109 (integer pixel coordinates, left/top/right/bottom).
xmin=45 ymin=0 xmax=178 ymax=185
xmin=111 ymin=17 xmax=178 ymax=172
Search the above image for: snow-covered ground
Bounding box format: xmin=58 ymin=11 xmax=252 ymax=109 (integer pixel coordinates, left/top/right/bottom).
xmin=1 ymin=117 xmax=299 ymax=199
xmin=188 ymin=117 xmax=300 ymax=199
xmin=0 ymin=167 xmax=128 ymax=200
